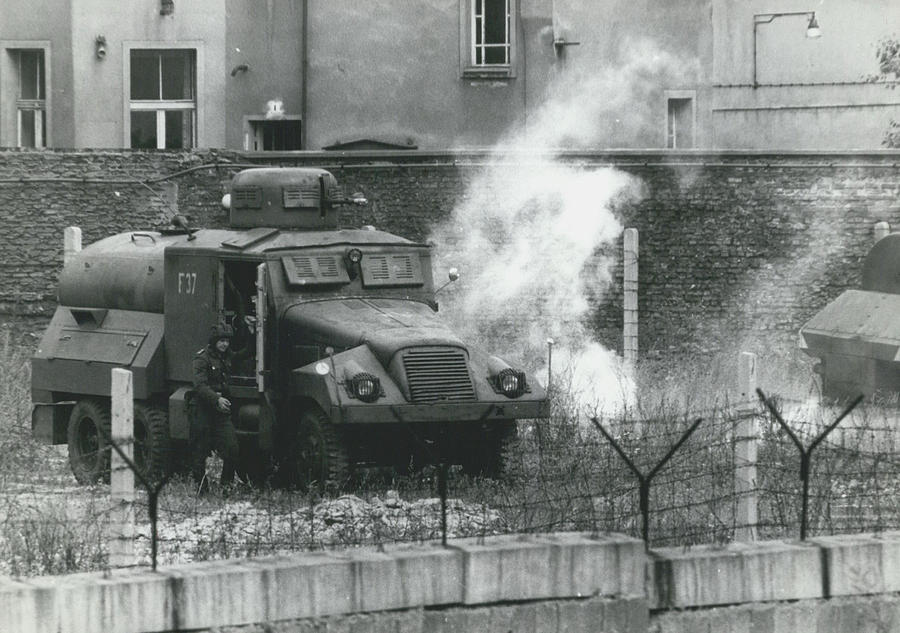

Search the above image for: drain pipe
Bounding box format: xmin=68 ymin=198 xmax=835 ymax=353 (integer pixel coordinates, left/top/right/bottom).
xmin=301 ymin=0 xmax=309 ymax=149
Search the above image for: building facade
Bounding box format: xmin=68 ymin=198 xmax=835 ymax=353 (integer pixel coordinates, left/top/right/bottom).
xmin=0 ymin=0 xmax=897 ymax=151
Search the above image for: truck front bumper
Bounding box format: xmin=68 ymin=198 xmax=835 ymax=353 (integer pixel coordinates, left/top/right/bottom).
xmin=334 ymin=398 xmax=549 ymax=424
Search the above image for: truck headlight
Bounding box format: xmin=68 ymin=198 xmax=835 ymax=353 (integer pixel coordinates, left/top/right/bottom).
xmin=348 ymin=372 xmax=381 ymax=402
xmin=488 ymin=355 xmax=528 ymax=398
xmin=495 ymin=368 xmax=527 ymax=398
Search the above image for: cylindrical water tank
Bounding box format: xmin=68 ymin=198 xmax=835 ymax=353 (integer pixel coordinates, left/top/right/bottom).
xmin=58 ymin=232 xmax=174 ymax=313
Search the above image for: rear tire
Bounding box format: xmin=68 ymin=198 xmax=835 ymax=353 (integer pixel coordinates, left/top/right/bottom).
xmin=67 ymin=399 xmax=111 ymax=484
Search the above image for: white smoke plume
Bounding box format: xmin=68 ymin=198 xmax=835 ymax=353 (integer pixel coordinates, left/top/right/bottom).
xmin=431 ymin=38 xmax=696 ymax=415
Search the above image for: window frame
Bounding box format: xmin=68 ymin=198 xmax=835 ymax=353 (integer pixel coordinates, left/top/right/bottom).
xmin=0 ymin=41 xmax=51 ymax=148
xmin=664 ymin=90 xmax=696 ymax=149
xmin=242 ymin=115 xmax=304 ymax=151
xmin=459 ymin=0 xmax=517 ymax=79
xmin=123 ymin=42 xmax=203 ymax=149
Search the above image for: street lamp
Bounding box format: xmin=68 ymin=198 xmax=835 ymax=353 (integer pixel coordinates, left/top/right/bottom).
xmin=752 ymin=11 xmax=821 ymax=88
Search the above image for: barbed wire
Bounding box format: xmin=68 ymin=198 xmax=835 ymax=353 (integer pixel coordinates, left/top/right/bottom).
xmin=2 ymin=394 xmax=900 ymax=576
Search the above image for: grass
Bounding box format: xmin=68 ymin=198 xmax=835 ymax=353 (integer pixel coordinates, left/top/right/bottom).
xmin=0 ymin=330 xmax=111 ymax=576
xmin=1 ymin=336 xmax=899 ymax=575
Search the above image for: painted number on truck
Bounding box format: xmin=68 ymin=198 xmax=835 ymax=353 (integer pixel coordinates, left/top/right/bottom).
xmin=178 ymin=272 xmax=198 ymax=295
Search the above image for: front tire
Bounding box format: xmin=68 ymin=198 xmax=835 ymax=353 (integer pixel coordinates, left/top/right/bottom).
xmin=67 ymin=399 xmax=111 ymax=484
xmin=292 ymin=405 xmax=350 ymax=491
xmin=461 ymin=420 xmax=518 ymax=478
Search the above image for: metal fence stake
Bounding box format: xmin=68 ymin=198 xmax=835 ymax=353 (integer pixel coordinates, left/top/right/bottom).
xmin=756 ymin=388 xmax=863 ymax=540
xmin=734 ymin=352 xmax=759 ymax=541
xmin=591 ymin=416 xmax=703 ymax=547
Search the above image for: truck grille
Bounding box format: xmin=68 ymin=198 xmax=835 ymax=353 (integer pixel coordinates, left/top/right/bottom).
xmin=402 ymin=348 xmax=475 ymax=402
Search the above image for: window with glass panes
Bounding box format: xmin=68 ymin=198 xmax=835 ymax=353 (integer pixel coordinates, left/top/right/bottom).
xmin=129 ymin=49 xmax=195 ymax=149
xmin=472 ymin=0 xmax=510 ymax=66
xmin=15 ymin=50 xmax=46 ymax=148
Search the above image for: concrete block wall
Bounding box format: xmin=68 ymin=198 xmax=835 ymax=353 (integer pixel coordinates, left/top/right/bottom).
xmin=3 ymin=532 xmax=900 ymax=633
xmin=2 ymin=149 xmax=900 ymax=359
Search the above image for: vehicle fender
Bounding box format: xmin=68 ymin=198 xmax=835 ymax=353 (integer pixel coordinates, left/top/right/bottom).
xmin=290 ymin=345 xmax=406 ymax=421
xmin=291 ymin=366 xmax=338 ymax=421
xmin=168 ymin=386 xmax=191 ymax=440
xmin=31 ymin=401 xmax=74 ymax=445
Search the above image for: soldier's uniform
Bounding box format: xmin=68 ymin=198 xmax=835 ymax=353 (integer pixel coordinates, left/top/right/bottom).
xmin=189 ymin=325 xmax=242 ymax=490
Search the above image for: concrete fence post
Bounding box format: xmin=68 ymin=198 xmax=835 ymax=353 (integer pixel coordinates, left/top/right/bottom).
xmin=63 ymin=226 xmax=82 ymax=266
xmin=874 ymin=221 xmax=891 ymax=244
xmin=109 ymin=368 xmax=135 ymax=568
xmin=734 ymin=351 xmax=758 ymax=541
xmin=623 ymin=228 xmax=638 ymax=370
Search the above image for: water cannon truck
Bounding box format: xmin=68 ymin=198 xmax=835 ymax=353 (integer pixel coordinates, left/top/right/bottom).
xmin=31 ymin=167 xmax=549 ymax=486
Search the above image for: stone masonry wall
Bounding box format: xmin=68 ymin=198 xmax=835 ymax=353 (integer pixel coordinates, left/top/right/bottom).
xmin=2 ymin=148 xmax=899 ymax=359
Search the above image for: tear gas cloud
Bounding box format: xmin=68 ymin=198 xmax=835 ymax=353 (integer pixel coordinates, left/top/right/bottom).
xmin=430 ymin=39 xmax=696 ymax=415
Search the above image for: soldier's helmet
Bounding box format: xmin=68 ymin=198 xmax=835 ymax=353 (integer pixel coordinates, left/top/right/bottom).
xmin=209 ymin=323 xmax=234 ymax=344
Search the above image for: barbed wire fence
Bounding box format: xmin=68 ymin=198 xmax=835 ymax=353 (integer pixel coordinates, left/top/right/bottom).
xmin=3 ymin=357 xmax=900 ymax=576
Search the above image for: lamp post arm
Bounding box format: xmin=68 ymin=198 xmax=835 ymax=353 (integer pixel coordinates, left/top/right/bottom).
xmin=752 ymin=11 xmax=818 ymax=89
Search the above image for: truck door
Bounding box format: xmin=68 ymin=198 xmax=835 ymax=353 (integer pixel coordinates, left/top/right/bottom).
xmin=164 ymin=252 xmax=219 ymax=383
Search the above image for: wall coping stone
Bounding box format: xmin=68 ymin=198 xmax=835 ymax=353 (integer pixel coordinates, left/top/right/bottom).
xmin=0 ymin=532 xmax=642 ymax=633
xmin=4 ymin=532 xmax=900 ymax=632
xmin=809 ymin=531 xmax=900 ymax=597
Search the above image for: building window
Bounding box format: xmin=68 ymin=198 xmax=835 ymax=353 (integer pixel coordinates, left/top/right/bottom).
xmin=14 ymin=50 xmax=46 ymax=148
xmin=666 ymin=94 xmax=695 ymax=149
xmin=129 ymin=49 xmax=195 ymax=149
xmin=461 ymin=0 xmax=516 ymax=78
xmin=473 ymin=0 xmax=510 ymax=65
xmin=244 ymin=117 xmax=303 ymax=151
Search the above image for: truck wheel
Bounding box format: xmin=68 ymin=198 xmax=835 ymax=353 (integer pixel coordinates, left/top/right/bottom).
xmin=296 ymin=406 xmax=350 ymax=491
xmin=488 ymin=420 xmax=518 ymax=478
xmin=67 ymin=399 xmax=111 ymax=484
xmin=462 ymin=420 xmax=517 ymax=478
xmin=133 ymin=403 xmax=170 ymax=482
xmin=235 ymin=437 xmax=269 ymax=486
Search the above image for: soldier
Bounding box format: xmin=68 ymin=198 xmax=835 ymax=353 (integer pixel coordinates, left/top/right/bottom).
xmin=188 ymin=323 xmax=245 ymax=493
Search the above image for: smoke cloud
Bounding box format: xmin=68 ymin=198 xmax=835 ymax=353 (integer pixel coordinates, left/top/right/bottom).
xmin=430 ymin=38 xmax=696 ymax=415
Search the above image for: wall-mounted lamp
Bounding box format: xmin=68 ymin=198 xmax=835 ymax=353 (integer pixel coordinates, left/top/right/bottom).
xmin=160 ymin=0 xmax=174 ymax=16
xmin=95 ymin=35 xmax=107 ymax=60
xmin=553 ymin=38 xmax=580 ymax=56
xmin=265 ymin=99 xmax=285 ymax=120
xmin=752 ymin=11 xmax=821 ymax=88
xmin=550 ymin=10 xmax=580 ymax=58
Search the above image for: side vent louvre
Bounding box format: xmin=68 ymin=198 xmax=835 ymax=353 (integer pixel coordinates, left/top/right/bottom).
xmin=232 ymin=186 xmax=262 ymax=209
xmin=283 ymin=186 xmax=320 ymax=209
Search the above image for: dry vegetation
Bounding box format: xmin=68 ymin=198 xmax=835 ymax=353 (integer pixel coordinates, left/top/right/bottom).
xmin=1 ymin=336 xmax=898 ymax=577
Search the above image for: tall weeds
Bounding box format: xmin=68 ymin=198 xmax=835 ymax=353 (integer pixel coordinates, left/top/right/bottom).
xmin=0 ymin=332 xmax=109 ymax=576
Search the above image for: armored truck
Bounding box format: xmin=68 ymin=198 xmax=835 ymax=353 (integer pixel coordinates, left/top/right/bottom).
xmin=800 ymin=232 xmax=900 ymax=399
xmin=31 ymin=167 xmax=548 ymax=486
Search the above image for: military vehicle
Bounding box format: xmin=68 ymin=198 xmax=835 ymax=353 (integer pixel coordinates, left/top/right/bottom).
xmin=800 ymin=232 xmax=900 ymax=399
xmin=31 ymin=167 xmax=549 ymax=486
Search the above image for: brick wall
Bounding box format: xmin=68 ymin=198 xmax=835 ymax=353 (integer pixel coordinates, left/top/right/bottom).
xmin=2 ymin=148 xmax=899 ymax=357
